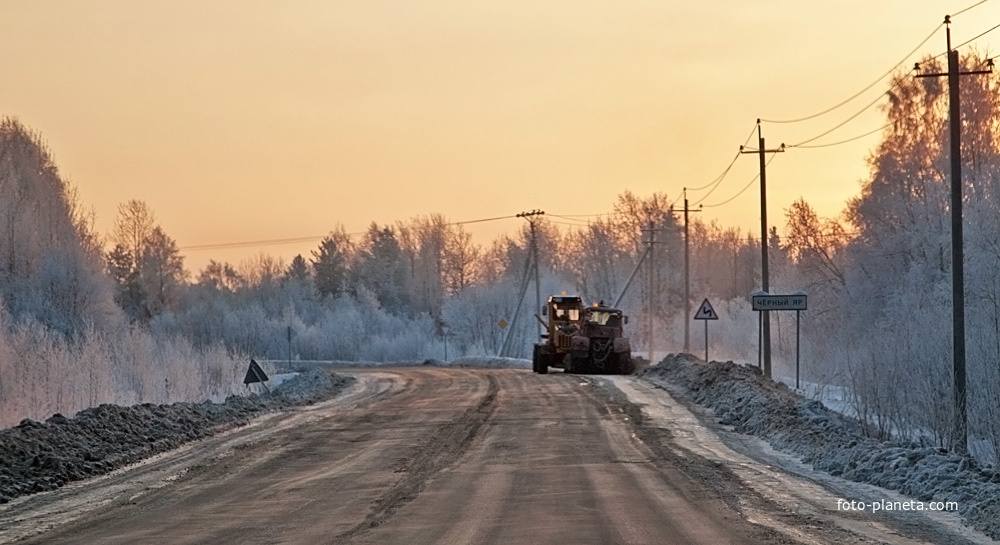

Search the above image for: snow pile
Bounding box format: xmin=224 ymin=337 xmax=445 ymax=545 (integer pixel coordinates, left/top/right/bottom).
xmin=0 ymin=368 xmax=354 ymax=505
xmin=639 ymin=355 xmax=1000 ymax=540
xmin=441 ymin=356 xmax=531 ymax=369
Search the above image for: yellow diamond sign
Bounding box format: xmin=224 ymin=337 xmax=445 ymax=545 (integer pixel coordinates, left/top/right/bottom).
xmin=498 ymin=319 xmax=508 ymax=329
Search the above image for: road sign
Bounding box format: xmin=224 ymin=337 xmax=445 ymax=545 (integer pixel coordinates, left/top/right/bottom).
xmin=752 ymin=294 xmax=807 ymax=311
xmin=751 ymin=291 xmax=807 ymax=389
xmin=498 ymin=319 xmax=508 ymax=329
xmin=694 ymin=299 xmax=718 ymax=320
xmin=243 ymin=359 xmax=269 ymax=385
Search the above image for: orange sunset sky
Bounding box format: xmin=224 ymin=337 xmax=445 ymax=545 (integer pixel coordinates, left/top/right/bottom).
xmin=2 ymin=1 xmax=999 ymax=272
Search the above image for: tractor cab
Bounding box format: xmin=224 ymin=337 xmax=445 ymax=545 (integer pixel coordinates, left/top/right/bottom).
xmin=582 ymin=302 xmax=627 ymax=336
xmin=542 ymin=295 xmax=584 ymax=340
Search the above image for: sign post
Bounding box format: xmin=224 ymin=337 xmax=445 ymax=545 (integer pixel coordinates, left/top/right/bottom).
xmin=443 ymin=324 xmax=451 ymax=361
xmin=693 ymin=299 xmax=718 ymax=362
xmin=751 ymin=292 xmax=807 ymax=388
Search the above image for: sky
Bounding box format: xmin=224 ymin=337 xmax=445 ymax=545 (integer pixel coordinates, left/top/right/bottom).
xmin=2 ymin=1 xmax=999 ymax=273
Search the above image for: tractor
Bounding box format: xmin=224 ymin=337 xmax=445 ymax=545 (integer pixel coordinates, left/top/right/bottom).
xmin=532 ymin=295 xmax=633 ymax=375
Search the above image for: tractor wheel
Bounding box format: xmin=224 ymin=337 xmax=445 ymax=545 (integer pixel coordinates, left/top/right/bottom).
xmin=533 ymin=345 xmax=548 ymax=374
xmin=617 ymin=353 xmax=635 ymax=375
xmin=567 ymin=354 xmax=589 ymax=374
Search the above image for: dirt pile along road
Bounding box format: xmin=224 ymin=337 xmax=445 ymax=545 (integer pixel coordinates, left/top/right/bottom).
xmin=0 ymin=367 xmax=355 ymax=505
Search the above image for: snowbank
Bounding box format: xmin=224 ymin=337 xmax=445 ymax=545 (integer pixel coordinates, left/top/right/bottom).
xmin=438 ymin=356 xmax=531 ymax=369
xmin=273 ymin=357 xmax=532 ymax=370
xmin=639 ymin=354 xmax=1000 ymax=540
xmin=0 ymin=368 xmax=354 ymax=505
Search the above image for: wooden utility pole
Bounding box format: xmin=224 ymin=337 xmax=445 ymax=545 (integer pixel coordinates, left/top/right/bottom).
xmin=498 ymin=209 xmax=545 ymax=357
xmin=671 ymin=191 xmax=701 ymax=353
xmin=645 ymin=222 xmax=655 ymax=362
xmin=740 ymin=121 xmax=783 ymax=378
xmin=518 ymin=210 xmax=546 ymax=341
xmin=915 ymin=16 xmax=993 ymax=454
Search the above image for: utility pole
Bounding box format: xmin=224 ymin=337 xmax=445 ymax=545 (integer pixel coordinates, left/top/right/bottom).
xmin=915 ymin=16 xmax=993 ymax=454
xmin=643 ymin=222 xmax=655 ymax=362
xmin=671 ymin=190 xmax=701 ymax=353
xmin=740 ymin=120 xmax=784 ymax=379
xmin=517 ymin=210 xmax=546 ymax=341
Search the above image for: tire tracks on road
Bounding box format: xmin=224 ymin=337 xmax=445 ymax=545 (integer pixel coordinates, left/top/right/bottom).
xmin=337 ymin=374 xmax=500 ymax=541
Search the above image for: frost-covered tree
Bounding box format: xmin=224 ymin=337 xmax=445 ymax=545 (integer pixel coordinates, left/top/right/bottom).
xmin=0 ymin=117 xmax=119 ymax=334
xmin=352 ymin=223 xmax=407 ymax=311
xmin=137 ymin=226 xmax=186 ymax=320
xmin=312 ymin=230 xmax=351 ymax=298
xmin=285 ymin=254 xmax=310 ymax=283
xmin=198 ymin=260 xmax=241 ymax=292
xmin=111 ymin=199 xmax=156 ymax=265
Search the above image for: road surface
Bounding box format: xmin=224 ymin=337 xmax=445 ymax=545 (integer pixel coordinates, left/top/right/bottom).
xmin=1 ymin=367 xmax=992 ymax=544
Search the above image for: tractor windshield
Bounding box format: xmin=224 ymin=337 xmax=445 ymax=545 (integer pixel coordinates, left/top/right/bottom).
xmin=553 ymin=307 xmax=580 ymax=321
xmin=587 ymin=310 xmax=615 ymax=325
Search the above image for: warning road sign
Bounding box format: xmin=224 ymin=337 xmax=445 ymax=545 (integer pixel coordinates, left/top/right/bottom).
xmin=243 ymin=359 xmax=270 ymax=385
xmin=498 ymin=319 xmax=508 ymax=329
xmin=694 ymin=299 xmax=718 ymax=320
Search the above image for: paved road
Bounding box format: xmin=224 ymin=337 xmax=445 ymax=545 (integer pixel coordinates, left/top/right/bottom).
xmin=5 ymin=367 xmax=986 ymax=544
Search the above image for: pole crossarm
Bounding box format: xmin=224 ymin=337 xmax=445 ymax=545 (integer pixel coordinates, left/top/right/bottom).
xmin=516 ymin=209 xmax=546 ymax=220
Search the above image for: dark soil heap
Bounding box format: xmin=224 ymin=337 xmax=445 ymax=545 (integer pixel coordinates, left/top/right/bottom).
xmin=0 ymin=368 xmax=354 ymax=504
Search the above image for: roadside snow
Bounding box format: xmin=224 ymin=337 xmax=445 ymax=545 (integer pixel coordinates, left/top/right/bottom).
xmin=439 ymin=356 xmax=531 ymax=369
xmin=0 ymin=368 xmax=354 ymax=505
xmin=273 ymin=357 xmax=532 ymax=369
xmin=639 ymin=354 xmax=1000 ymax=541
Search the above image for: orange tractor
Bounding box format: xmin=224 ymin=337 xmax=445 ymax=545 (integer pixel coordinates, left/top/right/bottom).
xmin=532 ymin=295 xmax=633 ymax=375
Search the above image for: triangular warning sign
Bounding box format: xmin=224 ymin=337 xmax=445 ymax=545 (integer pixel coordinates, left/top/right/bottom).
xmin=694 ymin=299 xmax=718 ymax=320
xmin=243 ymin=359 xmax=270 ymax=384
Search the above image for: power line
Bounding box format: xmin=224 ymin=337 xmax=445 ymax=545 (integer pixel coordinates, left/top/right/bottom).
xmin=686 ymin=123 xmax=758 ymax=192
xmin=547 ymin=214 xmax=593 ymax=224
xmin=180 ymin=214 xmax=519 ymax=251
xmin=548 ymin=212 xmax=609 ymax=218
xmin=952 ymin=22 xmax=1000 ymax=52
xmin=702 ymin=154 xmax=779 ymax=208
xmin=761 ymin=23 xmax=942 ymax=124
xmin=786 ymin=73 xmax=914 ymax=148
xmin=451 ymin=214 xmax=518 ymax=225
xmin=182 ymin=235 xmax=335 ymax=251
xmin=953 ymin=0 xmax=992 ymax=17
xmin=792 ymin=121 xmax=894 ymax=149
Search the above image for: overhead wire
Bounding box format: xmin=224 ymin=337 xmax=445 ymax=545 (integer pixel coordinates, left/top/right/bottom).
xmin=702 ymin=154 xmax=779 ymax=209
xmin=950 ymin=21 xmax=1000 ymax=53
xmin=953 ymin=0 xmax=992 ymax=18
xmin=785 ymin=71 xmax=921 ymax=148
xmin=547 ymin=214 xmax=594 ymax=224
xmin=181 ymin=214 xmax=519 ymax=251
xmin=792 ymin=121 xmax=894 ymax=149
xmin=685 ymin=123 xmax=758 ymax=193
xmin=760 ymin=22 xmax=943 ymax=124
xmin=787 ymin=2 xmax=994 ymax=149
xmin=182 ymin=235 xmax=338 ymax=251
